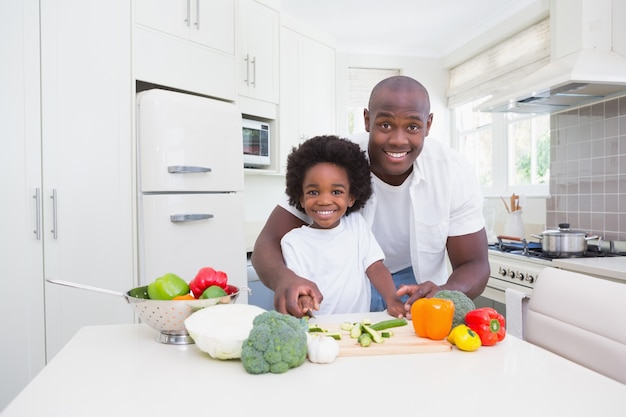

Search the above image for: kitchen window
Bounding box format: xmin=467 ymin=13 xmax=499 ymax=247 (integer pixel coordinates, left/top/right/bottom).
xmin=449 ymin=18 xmax=550 ymax=197
xmin=454 ymin=98 xmax=550 ymax=197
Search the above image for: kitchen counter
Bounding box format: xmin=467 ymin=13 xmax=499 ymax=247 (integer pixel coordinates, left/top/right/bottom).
xmin=552 ymin=256 xmax=626 ymax=282
xmin=2 ymin=312 xmax=625 ymax=417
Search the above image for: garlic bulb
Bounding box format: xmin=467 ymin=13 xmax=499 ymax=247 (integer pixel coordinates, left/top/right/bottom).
xmin=307 ymin=334 xmax=340 ymax=364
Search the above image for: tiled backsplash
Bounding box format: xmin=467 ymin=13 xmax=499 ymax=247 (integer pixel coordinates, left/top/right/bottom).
xmin=548 ymin=94 xmax=626 ymax=241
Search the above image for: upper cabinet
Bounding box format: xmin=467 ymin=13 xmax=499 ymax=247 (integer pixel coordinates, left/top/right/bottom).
xmin=279 ymin=24 xmax=336 ymax=172
xmin=237 ymin=0 xmax=279 ymax=104
xmin=135 ymin=0 xmax=234 ymax=54
xmin=134 ymin=0 xmax=237 ymax=101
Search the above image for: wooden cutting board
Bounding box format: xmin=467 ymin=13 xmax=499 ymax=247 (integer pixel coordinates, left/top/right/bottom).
xmin=316 ymin=322 xmax=452 ymax=356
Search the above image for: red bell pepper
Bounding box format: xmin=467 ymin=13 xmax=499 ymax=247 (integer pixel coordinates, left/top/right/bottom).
xmin=189 ymin=267 xmax=228 ymax=299
xmin=464 ymin=307 xmax=506 ymax=346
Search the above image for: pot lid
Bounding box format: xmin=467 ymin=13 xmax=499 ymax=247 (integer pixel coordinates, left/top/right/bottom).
xmin=541 ymin=223 xmax=587 ymax=235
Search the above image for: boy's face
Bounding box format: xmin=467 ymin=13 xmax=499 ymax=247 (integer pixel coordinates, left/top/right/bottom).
xmin=300 ymin=162 xmax=355 ymax=229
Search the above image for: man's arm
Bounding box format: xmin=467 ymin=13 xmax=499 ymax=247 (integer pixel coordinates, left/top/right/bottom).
xmin=443 ymin=228 xmax=490 ymax=298
xmin=250 ymin=205 xmax=323 ymax=316
xmin=397 ymin=228 xmax=490 ymax=309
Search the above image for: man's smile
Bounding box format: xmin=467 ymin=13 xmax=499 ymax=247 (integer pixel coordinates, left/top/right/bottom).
xmin=385 ymin=151 xmax=409 ymax=158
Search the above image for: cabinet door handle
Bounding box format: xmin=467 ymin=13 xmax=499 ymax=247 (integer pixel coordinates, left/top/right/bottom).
xmin=34 ymin=188 xmax=41 ymax=240
xmin=185 ymin=0 xmax=191 ymax=26
xmin=167 ymin=165 xmax=212 ymax=174
xmin=244 ymin=54 xmax=250 ymax=86
xmin=194 ymin=0 xmax=200 ymax=29
xmin=170 ymin=213 xmax=214 ymax=223
xmin=51 ymin=189 xmax=58 ymax=239
xmin=251 ymin=56 xmax=256 ymax=87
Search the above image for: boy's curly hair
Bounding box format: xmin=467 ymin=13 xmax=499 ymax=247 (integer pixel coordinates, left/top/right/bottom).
xmin=285 ymin=135 xmax=372 ymax=215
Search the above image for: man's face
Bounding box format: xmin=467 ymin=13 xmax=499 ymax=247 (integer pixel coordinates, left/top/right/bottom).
xmin=364 ymin=87 xmax=432 ymax=185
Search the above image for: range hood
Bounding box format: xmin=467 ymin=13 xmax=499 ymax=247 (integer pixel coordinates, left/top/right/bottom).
xmin=478 ymin=0 xmax=626 ymax=114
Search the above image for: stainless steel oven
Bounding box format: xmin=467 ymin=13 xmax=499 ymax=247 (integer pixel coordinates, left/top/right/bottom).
xmin=478 ymin=237 xmax=625 ymax=318
xmin=477 ymin=249 xmax=551 ymax=318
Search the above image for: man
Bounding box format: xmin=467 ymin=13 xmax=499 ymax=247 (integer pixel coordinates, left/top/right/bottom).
xmin=251 ymin=75 xmax=489 ymax=317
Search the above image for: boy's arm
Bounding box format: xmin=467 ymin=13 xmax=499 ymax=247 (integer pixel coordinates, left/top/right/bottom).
xmin=250 ymin=205 xmax=323 ymax=317
xmin=366 ymin=260 xmax=406 ymax=318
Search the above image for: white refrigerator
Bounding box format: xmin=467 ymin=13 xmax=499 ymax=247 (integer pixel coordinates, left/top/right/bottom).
xmin=136 ymin=89 xmax=247 ymax=302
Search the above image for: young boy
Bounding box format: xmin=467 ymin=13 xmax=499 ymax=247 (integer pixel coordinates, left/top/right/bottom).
xmin=281 ymin=135 xmax=405 ymax=317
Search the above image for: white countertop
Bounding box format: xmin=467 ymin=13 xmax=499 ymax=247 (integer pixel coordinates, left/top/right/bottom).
xmin=552 ymin=256 xmax=626 ymax=282
xmin=3 ymin=312 xmax=625 ymax=417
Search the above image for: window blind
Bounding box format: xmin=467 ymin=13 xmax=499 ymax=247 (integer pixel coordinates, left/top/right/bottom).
xmin=447 ymin=19 xmax=550 ymax=108
xmin=348 ymin=67 xmax=401 ymax=108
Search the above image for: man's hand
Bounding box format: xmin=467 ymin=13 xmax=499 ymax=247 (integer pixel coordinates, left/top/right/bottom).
xmin=297 ymin=295 xmax=317 ymax=318
xmin=396 ymin=281 xmax=442 ymax=316
xmin=273 ymin=271 xmax=323 ymax=318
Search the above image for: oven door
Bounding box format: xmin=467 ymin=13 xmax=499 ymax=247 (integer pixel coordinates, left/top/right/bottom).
xmin=475 ymin=281 xmax=507 ymax=317
xmin=475 ymin=277 xmax=533 ymax=319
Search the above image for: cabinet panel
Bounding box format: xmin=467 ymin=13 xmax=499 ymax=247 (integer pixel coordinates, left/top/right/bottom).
xmin=135 ymin=0 xmax=235 ymax=54
xmin=238 ymin=0 xmax=279 ymax=103
xmin=298 ymin=35 xmax=336 ymax=139
xmin=134 ymin=26 xmax=236 ymax=101
xmin=40 ymin=0 xmax=134 ymax=361
xmin=279 ymin=27 xmax=336 ymax=172
xmin=191 ymin=0 xmax=235 ymax=55
xmin=0 ymin=0 xmax=46 ymax=410
xmin=135 ymin=0 xmax=189 ymax=39
xmin=140 ymin=194 xmax=247 ymax=301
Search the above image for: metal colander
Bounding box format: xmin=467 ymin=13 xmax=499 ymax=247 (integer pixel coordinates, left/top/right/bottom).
xmin=46 ymin=278 xmax=248 ymax=345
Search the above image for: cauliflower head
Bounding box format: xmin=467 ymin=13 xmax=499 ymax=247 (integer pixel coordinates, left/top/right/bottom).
xmin=434 ymin=290 xmax=476 ymax=328
xmin=240 ymin=310 xmax=308 ymax=374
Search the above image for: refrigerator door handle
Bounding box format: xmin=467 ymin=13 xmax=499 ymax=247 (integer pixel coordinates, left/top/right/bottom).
xmin=167 ymin=165 xmax=212 ymax=174
xmin=170 ymin=213 xmax=214 ymax=223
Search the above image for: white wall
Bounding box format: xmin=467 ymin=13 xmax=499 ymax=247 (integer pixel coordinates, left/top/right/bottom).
xmin=334 ymin=53 xmax=449 ymax=145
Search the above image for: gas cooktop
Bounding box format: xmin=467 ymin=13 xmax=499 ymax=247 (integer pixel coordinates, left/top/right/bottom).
xmin=488 ymin=237 xmax=626 ymax=261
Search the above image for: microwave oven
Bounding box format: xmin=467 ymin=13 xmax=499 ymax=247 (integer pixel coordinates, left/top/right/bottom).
xmin=242 ymin=118 xmax=270 ymax=167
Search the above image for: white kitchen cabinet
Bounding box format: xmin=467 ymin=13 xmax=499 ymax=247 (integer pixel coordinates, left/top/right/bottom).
xmin=279 ymin=25 xmax=336 ymax=172
xmin=0 ymin=0 xmax=46 ymax=410
xmin=38 ymin=0 xmax=135 ymax=360
xmin=237 ymin=0 xmax=279 ymax=103
xmin=135 ymin=0 xmax=235 ymax=55
xmin=134 ymin=0 xmax=236 ymax=100
xmin=1 ymin=0 xmax=135 ymax=410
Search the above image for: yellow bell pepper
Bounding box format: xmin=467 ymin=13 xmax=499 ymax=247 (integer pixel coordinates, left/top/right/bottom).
xmin=447 ymin=324 xmax=482 ymax=352
xmin=410 ymin=298 xmax=454 ymax=340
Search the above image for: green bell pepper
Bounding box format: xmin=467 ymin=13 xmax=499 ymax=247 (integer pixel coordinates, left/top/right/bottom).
xmin=147 ymin=273 xmax=189 ymax=300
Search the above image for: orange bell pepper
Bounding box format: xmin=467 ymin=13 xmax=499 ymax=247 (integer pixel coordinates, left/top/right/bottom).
xmin=410 ymin=298 xmax=455 ymax=340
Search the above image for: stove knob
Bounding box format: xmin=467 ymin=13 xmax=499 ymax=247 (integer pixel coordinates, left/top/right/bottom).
xmin=499 ymin=267 xmax=507 ymax=277
xmin=526 ymin=274 xmax=535 ymax=283
xmin=517 ymin=272 xmax=525 ymax=281
xmin=508 ymin=270 xmax=516 ymax=279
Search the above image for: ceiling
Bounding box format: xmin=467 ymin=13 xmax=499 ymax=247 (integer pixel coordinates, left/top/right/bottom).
xmin=280 ymin=0 xmax=545 ymax=59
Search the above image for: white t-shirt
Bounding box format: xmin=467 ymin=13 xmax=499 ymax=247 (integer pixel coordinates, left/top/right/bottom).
xmin=370 ymin=172 xmax=412 ymax=273
xmin=279 ymin=133 xmax=485 ymax=286
xmin=280 ymin=213 xmax=384 ymax=315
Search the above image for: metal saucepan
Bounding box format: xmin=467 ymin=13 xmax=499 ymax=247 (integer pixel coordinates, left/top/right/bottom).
xmin=531 ymin=223 xmax=598 ymax=256
xmin=46 ymin=278 xmax=248 ymax=344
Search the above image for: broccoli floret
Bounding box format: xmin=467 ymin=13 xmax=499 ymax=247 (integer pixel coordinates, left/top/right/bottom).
xmin=241 ymin=310 xmax=308 ymax=374
xmin=434 ymin=290 xmax=476 ymax=328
